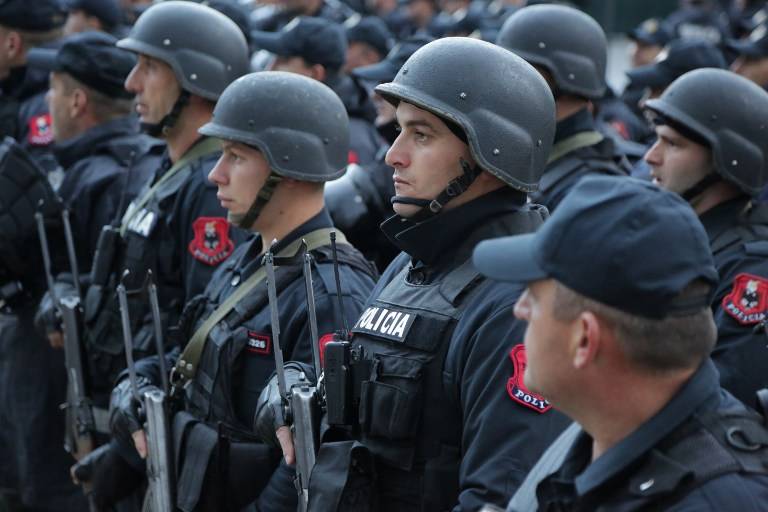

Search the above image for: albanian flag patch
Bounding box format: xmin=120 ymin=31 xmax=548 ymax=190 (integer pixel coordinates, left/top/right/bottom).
xmin=188 ymin=217 xmax=234 ymax=266
xmin=507 ymin=345 xmax=551 ymax=413
xmin=28 ymin=114 xmax=53 ymax=146
xmin=722 ymin=273 xmax=768 ymax=325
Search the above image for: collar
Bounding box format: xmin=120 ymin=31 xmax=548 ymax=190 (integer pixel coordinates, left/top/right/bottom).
xmin=380 ymin=187 xmax=526 ymax=266
xmin=239 ymin=208 xmax=334 ymax=275
xmin=550 ymin=360 xmax=722 ymax=499
xmin=699 ymin=197 xmax=752 ymax=245
xmin=554 ymin=107 xmax=596 ymax=144
xmin=53 ymin=116 xmax=139 ymax=169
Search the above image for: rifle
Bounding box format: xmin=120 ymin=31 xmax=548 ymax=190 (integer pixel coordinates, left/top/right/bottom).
xmin=116 ymin=271 xmax=175 ymax=512
xmin=264 ymin=244 xmax=322 ymax=512
xmin=35 ymin=209 xmax=98 ymax=511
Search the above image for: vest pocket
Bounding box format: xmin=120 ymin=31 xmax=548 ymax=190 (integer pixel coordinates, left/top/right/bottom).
xmin=359 ymin=353 xmax=424 ymax=440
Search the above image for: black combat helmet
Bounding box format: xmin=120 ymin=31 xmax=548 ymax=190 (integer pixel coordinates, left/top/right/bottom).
xmin=375 ymin=37 xmax=555 ymax=194
xmin=199 ymin=72 xmax=350 ymax=228
xmin=118 ymin=1 xmax=249 ymax=101
xmin=496 ymin=4 xmax=607 ymax=100
xmin=645 ymin=68 xmax=768 ymax=197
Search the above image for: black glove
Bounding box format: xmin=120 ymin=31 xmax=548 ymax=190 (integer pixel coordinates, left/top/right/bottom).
xmin=108 ymin=375 xmax=159 ymax=449
xmin=85 ymin=442 xmax=146 ymax=510
xmin=34 ymin=279 xmax=76 ymax=336
xmin=253 ymin=362 xmax=314 ymax=448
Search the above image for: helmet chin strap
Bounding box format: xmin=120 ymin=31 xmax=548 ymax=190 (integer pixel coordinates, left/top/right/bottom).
xmin=680 ymin=173 xmax=720 ymax=202
xmin=140 ymin=91 xmax=190 ymax=138
xmin=228 ymin=173 xmax=283 ymax=230
xmin=391 ymin=158 xmax=481 ymax=223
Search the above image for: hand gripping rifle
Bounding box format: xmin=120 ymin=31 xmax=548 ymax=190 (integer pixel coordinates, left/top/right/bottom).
xmin=117 ymin=270 xmax=174 ymax=512
xmin=264 ymin=243 xmax=322 ymax=512
xmin=35 ymin=208 xmax=97 ymax=511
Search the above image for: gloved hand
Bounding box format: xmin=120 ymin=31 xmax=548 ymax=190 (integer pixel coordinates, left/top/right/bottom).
xmin=253 ymin=362 xmax=315 ymax=463
xmin=34 ymin=279 xmax=76 ymax=342
xmin=108 ymin=375 xmax=159 ymax=452
xmin=72 ymin=442 xmax=145 ymax=510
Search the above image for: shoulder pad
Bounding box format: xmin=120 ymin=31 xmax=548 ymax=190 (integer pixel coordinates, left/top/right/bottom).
xmin=744 ymin=241 xmax=768 ymax=257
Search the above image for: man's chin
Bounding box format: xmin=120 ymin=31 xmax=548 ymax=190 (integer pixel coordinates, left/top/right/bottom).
xmin=392 ymin=203 xmax=421 ymax=218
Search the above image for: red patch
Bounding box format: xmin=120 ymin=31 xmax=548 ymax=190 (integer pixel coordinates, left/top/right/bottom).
xmin=348 ymin=150 xmax=359 ymax=165
xmin=609 ymin=120 xmax=630 ymax=140
xmin=188 ymin=217 xmax=234 ymax=266
xmin=722 ymin=273 xmax=768 ymax=325
xmin=507 ymin=345 xmax=551 ymax=413
xmin=318 ymin=333 xmax=336 ymax=368
xmin=28 ymin=114 xmax=53 ymax=146
xmin=246 ymin=332 xmax=271 ymax=355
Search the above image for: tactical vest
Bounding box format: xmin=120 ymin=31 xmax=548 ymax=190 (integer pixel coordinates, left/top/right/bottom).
xmin=347 ymin=207 xmax=546 ymax=510
xmin=173 ymin=244 xmax=374 ymax=512
xmin=510 ymin=407 xmax=768 ymax=512
xmin=532 ymin=132 xmax=629 ymax=208
xmin=710 ymin=202 xmax=768 ymax=259
xmin=83 ymin=148 xmax=218 ymax=401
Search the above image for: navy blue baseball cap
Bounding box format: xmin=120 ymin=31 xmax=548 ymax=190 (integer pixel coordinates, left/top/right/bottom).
xmin=629 ymin=17 xmax=673 ymax=47
xmin=345 ymin=16 xmax=393 ymax=58
xmin=352 ymin=35 xmax=433 ymax=83
xmin=473 ymin=176 xmax=718 ymax=319
xmin=251 ymin=17 xmax=347 ymax=71
xmin=0 ymin=0 xmax=66 ymax=31
xmin=626 ymin=38 xmax=726 ymax=89
xmin=27 ymin=31 xmax=135 ymax=99
xmin=63 ymin=0 xmax=122 ymax=29
xmin=727 ymin=19 xmax=768 ymax=58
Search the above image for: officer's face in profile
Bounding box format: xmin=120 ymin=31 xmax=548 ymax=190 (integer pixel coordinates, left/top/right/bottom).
xmin=630 ymin=41 xmax=663 ymax=68
xmin=385 ymin=102 xmax=473 ymax=218
xmin=124 ymin=54 xmax=182 ymax=128
xmin=513 ymin=279 xmax=574 ymax=400
xmin=209 ymin=141 xmax=271 ymax=224
xmin=731 ymin=55 xmax=768 ymax=88
xmin=645 ymin=124 xmax=713 ymax=195
xmin=46 ymin=72 xmax=78 ymax=142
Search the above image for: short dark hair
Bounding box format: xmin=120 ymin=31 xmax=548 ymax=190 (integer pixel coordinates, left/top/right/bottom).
xmin=552 ymin=279 xmax=716 ymax=373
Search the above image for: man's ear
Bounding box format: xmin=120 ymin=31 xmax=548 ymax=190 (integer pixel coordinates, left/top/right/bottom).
xmin=70 ymin=87 xmax=88 ymax=118
xmin=573 ymin=311 xmax=602 ymax=369
xmin=4 ymin=30 xmax=23 ymax=61
xmin=310 ymin=64 xmax=327 ymax=83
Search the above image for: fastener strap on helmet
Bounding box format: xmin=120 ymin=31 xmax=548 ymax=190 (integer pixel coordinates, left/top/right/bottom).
xmin=681 ymin=173 xmax=721 ymax=202
xmin=140 ymin=91 xmax=190 ymax=138
xmin=228 ymin=173 xmax=283 ymax=230
xmin=391 ymin=158 xmax=481 ymax=222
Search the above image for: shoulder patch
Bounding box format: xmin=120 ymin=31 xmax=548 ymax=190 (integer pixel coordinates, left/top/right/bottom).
xmin=188 ymin=217 xmax=234 ymax=266
xmin=507 ymin=345 xmax=552 ymax=413
xmin=722 ymin=273 xmax=768 ymax=325
xmin=246 ymin=331 xmax=271 ymax=355
xmin=27 ymin=114 xmax=53 ymax=146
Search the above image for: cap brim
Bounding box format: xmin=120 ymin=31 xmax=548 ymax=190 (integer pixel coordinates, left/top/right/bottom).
xmin=249 ymin=30 xmax=290 ymax=56
xmin=352 ymin=60 xmax=400 ymax=83
xmin=725 ymin=38 xmax=765 ymax=58
xmin=472 ymin=234 xmax=548 ymax=283
xmin=26 ymin=48 xmax=58 ymax=71
xmin=625 ymin=64 xmax=674 ymax=89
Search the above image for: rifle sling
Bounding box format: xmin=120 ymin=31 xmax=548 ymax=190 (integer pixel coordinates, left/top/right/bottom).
xmin=120 ymin=137 xmax=220 ymax=236
xmin=173 ymin=228 xmax=348 ymax=385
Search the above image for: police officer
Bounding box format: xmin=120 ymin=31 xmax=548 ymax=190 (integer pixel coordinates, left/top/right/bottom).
xmin=252 ymin=17 xmax=382 ymax=166
xmin=474 ymin=175 xmax=768 ymax=511
xmin=644 ymin=68 xmax=768 ymax=408
xmin=70 ymin=4 xmax=249 ymax=504
xmin=62 ymin=0 xmax=124 ymax=37
xmin=263 ymin=37 xmax=571 ymax=511
xmin=497 ymin=4 xmax=630 ymax=212
xmin=728 ymin=17 xmax=768 ymax=90
xmin=30 ymin=31 xmax=164 ymax=345
xmin=327 ymin=35 xmax=433 ymax=271
xmin=109 ymin=71 xmax=377 ymax=511
xmin=0 ymin=0 xmax=65 ymax=176
xmin=32 ymin=31 xmax=162 ymax=274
